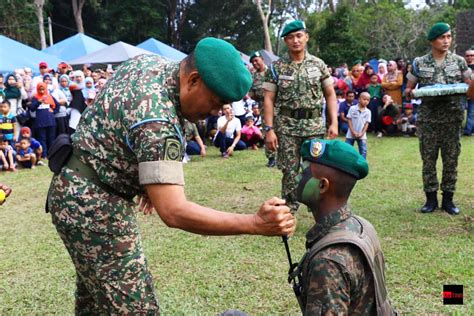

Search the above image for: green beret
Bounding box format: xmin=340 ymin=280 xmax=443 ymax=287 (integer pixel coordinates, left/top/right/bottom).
xmin=195 ymin=37 xmax=252 ymax=102
xmin=281 ymin=20 xmax=306 ymax=38
xmin=427 ymin=22 xmax=451 ymax=41
xmin=249 ymin=51 xmax=262 ymax=62
xmin=300 ymin=139 xmax=368 ymax=180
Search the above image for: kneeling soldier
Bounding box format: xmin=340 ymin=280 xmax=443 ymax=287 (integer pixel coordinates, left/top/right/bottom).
xmin=292 ymin=139 xmax=395 ymax=315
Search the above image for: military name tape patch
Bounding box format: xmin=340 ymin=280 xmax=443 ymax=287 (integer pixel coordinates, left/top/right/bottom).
xmin=164 ymin=138 xmax=182 ymax=161
xmin=310 ymin=141 xmax=325 ymax=159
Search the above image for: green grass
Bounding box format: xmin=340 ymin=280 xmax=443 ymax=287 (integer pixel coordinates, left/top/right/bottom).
xmin=0 ymin=135 xmax=473 ymax=315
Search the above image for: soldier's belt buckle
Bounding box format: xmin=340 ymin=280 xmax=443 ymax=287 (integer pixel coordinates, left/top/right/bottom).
xmin=293 ymin=109 xmax=310 ymax=119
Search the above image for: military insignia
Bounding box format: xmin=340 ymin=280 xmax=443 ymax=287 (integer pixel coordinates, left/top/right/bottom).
xmin=307 ymin=67 xmax=321 ymax=79
xmin=310 ymin=141 xmax=325 ymax=159
xmin=164 ymin=138 xmax=182 ymax=161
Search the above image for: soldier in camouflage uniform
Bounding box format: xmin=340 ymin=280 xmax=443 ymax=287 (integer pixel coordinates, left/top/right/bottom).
xmin=292 ymin=139 xmax=394 ymax=315
xmin=405 ymin=23 xmax=472 ymax=215
xmin=262 ymin=20 xmax=338 ymax=213
xmin=47 ymin=38 xmax=296 ymax=315
xmin=249 ymin=51 xmax=276 ymax=167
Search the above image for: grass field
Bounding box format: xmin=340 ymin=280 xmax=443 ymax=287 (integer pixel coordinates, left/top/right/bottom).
xmin=0 ymin=135 xmax=473 ymax=315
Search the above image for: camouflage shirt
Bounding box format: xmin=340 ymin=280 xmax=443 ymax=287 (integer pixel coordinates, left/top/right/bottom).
xmin=263 ymin=52 xmax=333 ymax=137
xmin=183 ymin=119 xmax=199 ymax=142
xmin=250 ymin=67 xmax=267 ymax=104
xmin=302 ymin=205 xmax=376 ymax=315
xmin=73 ymin=54 xmax=186 ymax=198
xmin=408 ymin=51 xmax=471 ymax=123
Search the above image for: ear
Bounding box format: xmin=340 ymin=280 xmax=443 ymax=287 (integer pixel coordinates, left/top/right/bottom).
xmin=319 ymin=178 xmax=330 ymax=195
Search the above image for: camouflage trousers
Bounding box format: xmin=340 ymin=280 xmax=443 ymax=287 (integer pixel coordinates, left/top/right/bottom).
xmin=48 ymin=167 xmax=159 ymax=315
xmin=417 ymin=121 xmax=462 ymax=192
xmin=277 ymin=133 xmax=323 ymax=213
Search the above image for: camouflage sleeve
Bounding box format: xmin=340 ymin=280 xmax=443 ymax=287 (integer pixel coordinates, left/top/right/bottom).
xmin=129 ymin=122 xmax=184 ymax=186
xmin=459 ymin=58 xmax=472 ymax=81
xmin=407 ymin=57 xmax=419 ymax=83
xmin=319 ymin=61 xmax=334 ymax=88
xmin=304 ymin=257 xmax=351 ymax=315
xmin=263 ymin=63 xmax=278 ymax=92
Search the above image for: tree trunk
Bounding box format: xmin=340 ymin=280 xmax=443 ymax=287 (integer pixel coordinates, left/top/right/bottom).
xmin=255 ymin=0 xmax=273 ymax=53
xmin=72 ymin=0 xmax=86 ymax=33
xmin=34 ymin=0 xmax=46 ymax=49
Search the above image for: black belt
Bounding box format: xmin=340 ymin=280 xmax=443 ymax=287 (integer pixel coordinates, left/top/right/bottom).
xmin=66 ymin=151 xmax=135 ymax=201
xmin=280 ymin=108 xmax=319 ymax=119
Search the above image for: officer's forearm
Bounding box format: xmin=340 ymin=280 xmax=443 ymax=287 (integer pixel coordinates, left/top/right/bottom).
xmin=323 ymin=85 xmax=338 ymax=127
xmin=263 ymin=90 xmax=276 ymax=126
xmin=468 ymin=80 xmax=474 ymax=99
xmin=146 ymin=184 xmax=257 ymax=235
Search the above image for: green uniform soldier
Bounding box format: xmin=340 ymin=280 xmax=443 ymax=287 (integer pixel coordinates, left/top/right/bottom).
xmin=291 ymin=139 xmax=394 ymax=315
xmin=263 ymin=20 xmax=338 ymax=213
xmin=249 ymin=51 xmax=276 ymax=167
xmin=405 ymin=22 xmax=472 ymax=215
xmin=46 ymin=38 xmax=296 ymax=315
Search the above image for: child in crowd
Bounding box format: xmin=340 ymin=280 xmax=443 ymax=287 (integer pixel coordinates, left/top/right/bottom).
xmin=367 ymin=73 xmax=383 ymax=133
xmin=16 ymin=127 xmax=44 ymax=166
xmin=0 ymin=99 xmax=17 ymax=146
xmin=241 ymin=115 xmax=263 ymax=150
xmin=338 ymin=90 xmax=357 ymax=134
xmin=16 ymin=138 xmax=36 ymax=169
xmin=251 ymin=104 xmax=262 ymax=128
xmin=397 ymin=103 xmax=417 ymax=136
xmin=0 ymin=136 xmax=16 ymax=171
xmin=345 ymin=92 xmax=371 ymax=159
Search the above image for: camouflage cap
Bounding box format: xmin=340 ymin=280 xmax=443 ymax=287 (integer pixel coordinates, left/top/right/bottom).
xmin=195 ymin=37 xmax=252 ymax=102
xmin=249 ymin=51 xmax=262 ymax=62
xmin=427 ymin=22 xmax=450 ymax=41
xmin=300 ymin=138 xmax=369 ymax=180
xmin=281 ymin=20 xmax=306 ymax=38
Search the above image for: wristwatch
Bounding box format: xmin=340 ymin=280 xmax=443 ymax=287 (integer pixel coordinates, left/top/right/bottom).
xmin=263 ymin=125 xmax=273 ymax=132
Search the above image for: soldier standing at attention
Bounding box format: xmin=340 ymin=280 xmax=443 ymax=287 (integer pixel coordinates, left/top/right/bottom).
xmin=405 ymin=23 xmax=471 ymax=215
xmin=263 ymin=20 xmax=338 ymax=213
xmin=249 ymin=51 xmax=277 ymax=167
xmin=293 ymin=138 xmax=394 ymax=315
xmin=46 ymin=38 xmax=296 ymax=315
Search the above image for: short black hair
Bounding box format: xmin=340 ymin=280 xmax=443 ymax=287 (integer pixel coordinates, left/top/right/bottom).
xmin=346 ymin=90 xmax=355 ymax=96
xmin=182 ymin=51 xmax=196 ymax=74
xmin=1 ymin=99 xmax=11 ymax=106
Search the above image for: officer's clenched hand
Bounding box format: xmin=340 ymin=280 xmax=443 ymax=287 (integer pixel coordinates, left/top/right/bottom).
xmin=265 ymin=129 xmax=278 ymax=151
xmin=254 ymin=197 xmax=296 ymax=236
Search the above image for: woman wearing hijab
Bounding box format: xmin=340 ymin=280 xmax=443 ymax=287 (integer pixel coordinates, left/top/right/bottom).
xmin=73 ymin=70 xmax=85 ymax=89
xmin=53 ymin=74 xmax=72 ymax=135
xmin=82 ymin=77 xmax=96 ymax=99
xmin=378 ymin=63 xmax=388 ymax=77
xmin=31 ymin=82 xmax=59 ymax=157
xmin=4 ymin=74 xmax=27 ymax=116
xmin=382 ymin=60 xmax=403 ymax=105
xmin=354 ymin=65 xmax=381 ymax=93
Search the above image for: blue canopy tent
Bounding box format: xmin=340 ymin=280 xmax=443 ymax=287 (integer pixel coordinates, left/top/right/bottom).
xmin=42 ymin=33 xmax=108 ymax=62
xmin=69 ymin=41 xmax=154 ymax=65
xmin=137 ymin=38 xmax=187 ymax=61
xmin=0 ymin=35 xmax=61 ymax=74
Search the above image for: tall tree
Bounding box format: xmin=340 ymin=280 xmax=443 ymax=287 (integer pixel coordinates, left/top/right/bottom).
xmin=158 ymin=0 xmax=193 ymax=49
xmin=34 ymin=0 xmax=47 ymax=49
xmin=71 ymin=0 xmax=85 ymax=33
xmin=254 ymin=0 xmax=274 ymax=52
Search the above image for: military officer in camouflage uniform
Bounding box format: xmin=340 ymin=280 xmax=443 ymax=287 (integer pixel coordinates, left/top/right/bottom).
xmin=263 ymin=20 xmax=338 ymax=213
xmin=47 ymin=38 xmax=296 ymax=315
xmin=292 ymin=139 xmax=394 ymax=315
xmin=249 ymin=51 xmax=276 ymax=167
xmin=405 ymin=23 xmax=472 ymax=215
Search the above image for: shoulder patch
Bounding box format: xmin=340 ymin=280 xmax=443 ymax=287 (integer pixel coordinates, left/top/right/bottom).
xmin=164 ymin=137 xmax=182 ymax=161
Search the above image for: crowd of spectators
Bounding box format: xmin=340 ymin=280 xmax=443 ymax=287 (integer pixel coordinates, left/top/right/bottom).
xmin=0 ymin=61 xmax=113 ymax=171
xmin=1 ymin=50 xmax=472 ymax=170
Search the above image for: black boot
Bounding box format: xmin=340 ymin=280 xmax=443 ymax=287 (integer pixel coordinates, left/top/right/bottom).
xmin=421 ymin=191 xmax=438 ymax=213
xmin=442 ymin=191 xmax=460 ymax=215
